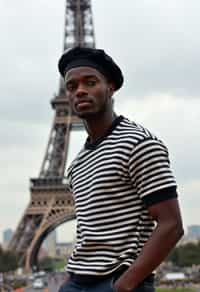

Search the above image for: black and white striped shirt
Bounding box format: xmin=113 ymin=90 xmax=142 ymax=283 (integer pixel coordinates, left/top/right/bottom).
xmin=66 ymin=116 xmax=177 ymax=275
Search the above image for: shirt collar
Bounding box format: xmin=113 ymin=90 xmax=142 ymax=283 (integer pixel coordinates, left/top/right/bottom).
xmin=84 ymin=115 xmax=124 ymax=150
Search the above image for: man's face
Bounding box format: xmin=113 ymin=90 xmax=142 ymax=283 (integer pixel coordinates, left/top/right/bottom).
xmin=64 ymin=66 xmax=114 ymax=119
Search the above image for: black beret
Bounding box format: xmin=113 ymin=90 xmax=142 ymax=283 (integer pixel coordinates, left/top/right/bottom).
xmin=58 ymin=47 xmax=124 ymax=91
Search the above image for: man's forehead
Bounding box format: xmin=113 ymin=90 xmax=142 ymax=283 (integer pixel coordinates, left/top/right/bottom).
xmin=64 ymin=66 xmax=105 ymax=81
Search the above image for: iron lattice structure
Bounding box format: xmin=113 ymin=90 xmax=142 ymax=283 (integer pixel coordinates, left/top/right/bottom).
xmin=9 ymin=0 xmax=95 ymax=272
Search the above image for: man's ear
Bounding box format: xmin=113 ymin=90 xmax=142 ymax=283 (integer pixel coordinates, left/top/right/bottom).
xmin=108 ymin=82 xmax=115 ymax=97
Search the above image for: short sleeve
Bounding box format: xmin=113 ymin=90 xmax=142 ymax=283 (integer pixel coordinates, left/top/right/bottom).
xmin=128 ymin=138 xmax=177 ymax=206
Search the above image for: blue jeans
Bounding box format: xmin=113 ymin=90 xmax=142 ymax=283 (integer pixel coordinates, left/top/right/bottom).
xmin=58 ymin=269 xmax=155 ymax=292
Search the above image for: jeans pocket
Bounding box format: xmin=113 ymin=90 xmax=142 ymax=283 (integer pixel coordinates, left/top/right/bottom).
xmin=58 ymin=278 xmax=78 ymax=292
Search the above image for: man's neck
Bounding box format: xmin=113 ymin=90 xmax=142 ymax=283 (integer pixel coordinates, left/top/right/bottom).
xmin=84 ymin=111 xmax=116 ymax=142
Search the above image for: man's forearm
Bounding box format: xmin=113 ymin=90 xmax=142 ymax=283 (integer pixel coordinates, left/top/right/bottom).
xmin=113 ymin=220 xmax=184 ymax=292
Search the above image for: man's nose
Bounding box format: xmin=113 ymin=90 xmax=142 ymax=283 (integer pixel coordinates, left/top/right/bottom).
xmin=76 ymin=84 xmax=88 ymax=97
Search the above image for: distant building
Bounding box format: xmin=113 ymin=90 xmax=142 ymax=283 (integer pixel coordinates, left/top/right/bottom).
xmin=187 ymin=225 xmax=200 ymax=240
xmin=38 ymin=247 xmax=48 ymax=260
xmin=178 ymin=225 xmax=200 ymax=245
xmin=3 ymin=228 xmax=13 ymax=249
xmin=163 ymin=272 xmax=186 ymax=281
xmin=56 ymin=242 xmax=74 ymax=259
xmin=43 ymin=230 xmax=57 ymax=258
xmin=162 ymin=272 xmax=186 ymax=283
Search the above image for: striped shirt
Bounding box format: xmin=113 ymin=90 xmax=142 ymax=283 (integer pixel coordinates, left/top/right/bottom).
xmin=66 ymin=115 xmax=177 ymax=275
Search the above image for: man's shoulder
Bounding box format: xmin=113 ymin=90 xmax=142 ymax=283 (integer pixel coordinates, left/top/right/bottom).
xmin=116 ymin=116 xmax=158 ymax=145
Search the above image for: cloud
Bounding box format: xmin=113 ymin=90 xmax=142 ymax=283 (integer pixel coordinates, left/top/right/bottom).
xmin=178 ymin=179 xmax=200 ymax=229
xmin=93 ymin=0 xmax=200 ymax=97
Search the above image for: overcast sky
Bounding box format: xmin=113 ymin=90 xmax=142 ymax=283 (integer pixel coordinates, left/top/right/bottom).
xmin=0 ymin=0 xmax=200 ymax=244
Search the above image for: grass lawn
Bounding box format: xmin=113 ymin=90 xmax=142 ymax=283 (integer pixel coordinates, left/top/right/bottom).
xmin=55 ymin=259 xmax=67 ymax=270
xmin=156 ymin=288 xmax=194 ymax=292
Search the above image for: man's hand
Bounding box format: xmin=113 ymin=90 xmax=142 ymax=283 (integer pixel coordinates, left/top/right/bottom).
xmin=113 ymin=277 xmax=132 ymax=292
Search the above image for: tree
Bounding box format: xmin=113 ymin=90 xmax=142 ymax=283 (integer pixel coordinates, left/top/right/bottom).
xmin=38 ymin=256 xmax=55 ymax=272
xmin=167 ymin=240 xmax=200 ymax=267
xmin=0 ymin=245 xmax=18 ymax=273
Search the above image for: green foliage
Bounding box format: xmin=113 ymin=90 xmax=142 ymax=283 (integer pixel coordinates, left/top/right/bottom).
xmin=0 ymin=245 xmax=18 ymax=273
xmin=38 ymin=256 xmax=55 ymax=272
xmin=156 ymin=289 xmax=194 ymax=292
xmin=55 ymin=259 xmax=67 ymax=270
xmin=12 ymin=279 xmax=26 ymax=289
xmin=38 ymin=257 xmax=67 ymax=271
xmin=167 ymin=240 xmax=200 ymax=267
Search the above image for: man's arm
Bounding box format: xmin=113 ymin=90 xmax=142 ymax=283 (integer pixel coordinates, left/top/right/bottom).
xmin=113 ymin=197 xmax=184 ymax=292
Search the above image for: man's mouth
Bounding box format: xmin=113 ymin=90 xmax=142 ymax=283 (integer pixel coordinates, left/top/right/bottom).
xmin=75 ymin=100 xmax=92 ymax=110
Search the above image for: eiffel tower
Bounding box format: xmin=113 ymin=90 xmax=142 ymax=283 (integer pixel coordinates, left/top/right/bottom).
xmin=9 ymin=0 xmax=95 ymax=272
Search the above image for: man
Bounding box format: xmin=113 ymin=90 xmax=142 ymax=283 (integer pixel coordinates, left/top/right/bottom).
xmin=58 ymin=47 xmax=184 ymax=292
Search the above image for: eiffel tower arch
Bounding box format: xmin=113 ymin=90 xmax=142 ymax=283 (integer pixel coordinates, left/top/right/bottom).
xmin=8 ymin=0 xmax=95 ymax=272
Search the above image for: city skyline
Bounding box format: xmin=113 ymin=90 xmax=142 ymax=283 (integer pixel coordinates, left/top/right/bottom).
xmin=0 ymin=0 xmax=200 ymax=243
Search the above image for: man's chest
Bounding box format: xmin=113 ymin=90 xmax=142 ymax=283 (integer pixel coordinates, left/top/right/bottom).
xmin=70 ymin=149 xmax=134 ymax=203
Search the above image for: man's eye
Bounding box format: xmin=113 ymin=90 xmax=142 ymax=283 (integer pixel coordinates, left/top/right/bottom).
xmin=66 ymin=84 xmax=76 ymax=91
xmin=87 ymin=80 xmax=96 ymax=86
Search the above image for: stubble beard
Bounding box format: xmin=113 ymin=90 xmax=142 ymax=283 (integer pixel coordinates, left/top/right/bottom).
xmin=75 ymin=95 xmax=110 ymax=120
